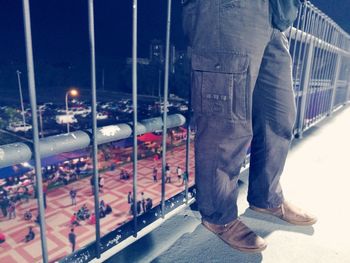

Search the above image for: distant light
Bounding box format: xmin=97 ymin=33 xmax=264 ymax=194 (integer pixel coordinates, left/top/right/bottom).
xmin=70 ymin=89 xmax=78 ymax=97
xmin=22 ymin=162 xmax=31 ymax=167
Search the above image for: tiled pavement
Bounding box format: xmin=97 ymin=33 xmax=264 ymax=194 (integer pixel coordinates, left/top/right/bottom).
xmin=0 ymin=143 xmax=195 ymax=263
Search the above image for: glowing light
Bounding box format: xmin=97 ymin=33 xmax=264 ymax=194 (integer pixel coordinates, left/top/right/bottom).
xmin=69 ymin=89 xmax=78 ymax=96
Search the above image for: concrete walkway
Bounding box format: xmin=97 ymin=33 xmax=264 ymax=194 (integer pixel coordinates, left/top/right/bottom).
xmin=108 ymin=105 xmax=350 ymax=263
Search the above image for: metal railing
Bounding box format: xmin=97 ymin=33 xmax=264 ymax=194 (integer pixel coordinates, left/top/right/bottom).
xmin=287 ymin=2 xmax=350 ymax=137
xmin=0 ymin=1 xmax=350 ymax=262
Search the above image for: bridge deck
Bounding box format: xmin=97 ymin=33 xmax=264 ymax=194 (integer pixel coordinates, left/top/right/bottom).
xmin=108 ymin=105 xmax=350 ymax=263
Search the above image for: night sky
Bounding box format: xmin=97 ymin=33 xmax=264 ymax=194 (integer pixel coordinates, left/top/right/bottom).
xmin=0 ymin=0 xmax=185 ymax=64
xmin=0 ymin=0 xmax=349 ymax=68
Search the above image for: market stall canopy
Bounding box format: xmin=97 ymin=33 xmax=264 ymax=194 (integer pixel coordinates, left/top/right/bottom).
xmin=0 ymin=165 xmax=32 ymax=179
xmin=137 ymin=133 xmax=162 ymax=142
xmin=112 ymin=137 xmax=142 ymax=148
xmin=29 ymin=155 xmax=67 ymax=167
xmin=59 ymin=149 xmax=90 ymax=160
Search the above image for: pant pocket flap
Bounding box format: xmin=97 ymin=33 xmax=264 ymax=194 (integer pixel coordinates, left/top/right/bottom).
xmin=192 ymin=51 xmax=248 ymax=74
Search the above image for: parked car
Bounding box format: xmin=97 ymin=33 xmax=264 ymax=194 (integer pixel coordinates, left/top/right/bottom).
xmin=71 ymin=107 xmax=91 ymax=116
xmin=96 ymin=112 xmax=108 ymax=120
xmin=7 ymin=122 xmax=32 ymax=132
xmin=119 ymin=98 xmax=131 ymax=105
xmin=179 ymin=105 xmax=188 ymax=111
xmin=55 ymin=114 xmax=77 ymax=124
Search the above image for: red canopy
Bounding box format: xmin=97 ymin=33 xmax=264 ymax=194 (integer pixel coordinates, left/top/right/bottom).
xmin=137 ymin=133 xmax=162 ymax=142
xmin=179 ymin=127 xmax=187 ymax=133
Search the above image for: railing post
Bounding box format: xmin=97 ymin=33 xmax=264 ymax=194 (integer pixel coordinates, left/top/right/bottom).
xmin=22 ymin=0 xmax=49 ymax=262
xmin=292 ymin=5 xmax=312 ymax=135
xmin=345 ymin=73 xmax=350 ymax=104
xmin=328 ymin=54 xmax=342 ymax=115
xmin=296 ymin=40 xmax=315 ymax=138
xmin=317 ymin=19 xmax=332 ymax=118
xmin=87 ymin=0 xmax=101 ymax=257
xmin=131 ymin=0 xmax=138 ymax=236
xmin=161 ymin=0 xmax=172 ymax=218
xmin=185 ymin=87 xmax=192 ymax=204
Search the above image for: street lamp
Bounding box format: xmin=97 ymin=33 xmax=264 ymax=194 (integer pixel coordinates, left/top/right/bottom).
xmin=38 ymin=108 xmax=44 ymax=138
xmin=65 ymin=88 xmax=78 ymax=133
xmin=16 ymin=70 xmax=26 ymax=125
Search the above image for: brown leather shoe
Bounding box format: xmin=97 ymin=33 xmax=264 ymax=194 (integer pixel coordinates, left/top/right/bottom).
xmin=202 ymin=218 xmax=267 ymax=253
xmin=250 ymin=201 xmax=317 ymax=226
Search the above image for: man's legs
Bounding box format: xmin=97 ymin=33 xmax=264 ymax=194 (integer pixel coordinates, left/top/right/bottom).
xmin=248 ymin=30 xmax=296 ymax=208
xmin=247 ymin=34 xmax=317 ymax=225
xmin=191 ymin=0 xmax=272 ymax=226
xmin=194 ymin=115 xmax=252 ymax=225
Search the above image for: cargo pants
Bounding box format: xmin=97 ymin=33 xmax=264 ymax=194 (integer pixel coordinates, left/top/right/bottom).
xmin=183 ymin=0 xmax=297 ymax=225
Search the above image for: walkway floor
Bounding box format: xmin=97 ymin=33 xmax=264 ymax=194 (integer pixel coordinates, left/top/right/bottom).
xmin=108 ymin=105 xmax=350 ymax=263
xmin=0 ymin=143 xmax=195 ymax=263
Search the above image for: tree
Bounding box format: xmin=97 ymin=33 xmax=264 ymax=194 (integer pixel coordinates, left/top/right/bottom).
xmin=0 ymin=117 xmax=6 ymax=129
xmin=4 ymin=107 xmax=22 ymax=124
xmin=172 ymin=57 xmax=191 ymax=100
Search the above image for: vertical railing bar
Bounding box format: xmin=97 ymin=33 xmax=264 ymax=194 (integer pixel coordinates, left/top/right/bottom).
xmin=327 ymin=29 xmax=339 ymax=111
xmin=289 ymin=3 xmax=303 ymax=51
xmin=345 ymin=37 xmax=349 ymax=103
xmin=16 ymin=70 xmax=26 ymax=125
xmin=337 ymin=35 xmax=345 ymax=105
xmin=319 ymin=19 xmax=333 ymax=117
xmin=344 ymin=56 xmax=350 ymax=104
xmin=88 ymin=0 xmax=101 ymax=257
xmin=131 ymin=0 xmax=138 ymax=236
xmin=325 ymin=24 xmax=337 ymax=86
xmin=21 ymin=1 xmax=49 ymax=262
xmin=337 ymin=36 xmax=345 ymax=105
xmin=326 ymin=27 xmax=338 ymax=112
xmin=302 ymin=9 xmax=317 ymax=130
xmin=308 ymin=13 xmax=322 ymax=124
xmin=313 ymin=12 xmax=325 ymax=119
xmin=296 ymin=7 xmax=315 ymax=137
xmin=310 ymin=14 xmax=325 ymax=122
xmin=329 ymin=30 xmax=342 ymax=114
xmin=295 ymin=5 xmax=311 ymax=93
xmin=184 ymin=86 xmax=192 ymax=204
xmin=319 ymin=16 xmax=331 ymax=118
xmin=291 ymin=3 xmax=306 ymax=72
xmin=317 ymin=19 xmax=331 ymax=117
xmin=335 ymin=35 xmax=344 ymax=106
xmin=293 ymin=3 xmax=309 ymax=124
xmin=161 ymin=0 xmax=172 ymax=218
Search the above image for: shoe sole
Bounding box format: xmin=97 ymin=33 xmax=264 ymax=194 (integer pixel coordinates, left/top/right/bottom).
xmin=201 ymin=222 xmax=267 ymax=253
xmin=249 ymin=207 xmax=317 ymax=226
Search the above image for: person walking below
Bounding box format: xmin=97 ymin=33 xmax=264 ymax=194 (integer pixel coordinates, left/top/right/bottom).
xmin=69 ymin=187 xmax=77 ymax=206
xmin=152 ymin=167 xmax=158 ymax=182
xmin=182 ymin=171 xmax=188 ymax=186
xmin=127 ymin=192 xmax=132 ymax=204
xmin=8 ymin=199 xmax=16 ymax=219
xmin=182 ymin=0 xmax=317 ymax=253
xmin=165 ymin=163 xmax=171 ymax=183
xmin=0 ymin=196 xmax=9 ymax=218
xmin=136 ymin=201 xmax=142 ymax=215
xmin=141 ymin=192 xmax=146 ymax=213
xmin=25 ymin=226 xmax=35 ymax=242
xmin=42 ymin=181 xmax=48 ymax=209
xmin=90 ymin=176 xmax=94 ymax=195
xmin=68 ymin=228 xmax=76 ymax=252
xmin=98 ymin=176 xmax=104 ymax=193
xmin=176 ymin=166 xmax=183 ymax=183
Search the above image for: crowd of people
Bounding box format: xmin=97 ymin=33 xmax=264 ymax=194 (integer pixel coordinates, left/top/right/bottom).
xmin=152 ymin=164 xmax=188 ymax=185
xmin=44 ymin=158 xmax=89 ymax=186
xmin=69 ymin=200 xmax=112 ymax=228
xmin=0 ymin=130 xmax=191 ymax=255
xmin=128 ymin=191 xmax=153 ymax=216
